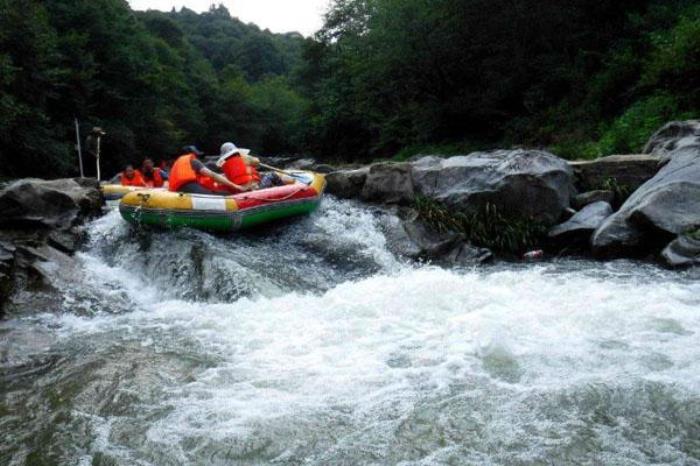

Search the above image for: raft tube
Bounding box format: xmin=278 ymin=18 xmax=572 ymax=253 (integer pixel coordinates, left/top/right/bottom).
xmin=118 ymin=171 xmax=326 ymax=232
xmin=101 ymin=184 xmax=154 ymax=201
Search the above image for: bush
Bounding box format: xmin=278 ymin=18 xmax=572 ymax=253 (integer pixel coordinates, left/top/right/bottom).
xmin=596 ymin=94 xmax=693 ymax=154
xmin=415 ymin=197 xmax=548 ymax=254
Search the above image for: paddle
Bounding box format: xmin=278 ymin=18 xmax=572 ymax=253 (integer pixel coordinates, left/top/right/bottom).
xmin=258 ymin=162 xmax=297 ymax=177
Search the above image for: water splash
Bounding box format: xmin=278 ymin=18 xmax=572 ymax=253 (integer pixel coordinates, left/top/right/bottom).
xmin=2 ymin=199 xmax=700 ymax=465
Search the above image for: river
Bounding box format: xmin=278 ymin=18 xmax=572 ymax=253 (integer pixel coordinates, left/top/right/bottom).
xmin=1 ymin=198 xmax=699 ymax=465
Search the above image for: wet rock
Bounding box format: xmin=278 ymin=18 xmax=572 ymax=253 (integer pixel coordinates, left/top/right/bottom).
xmin=0 ymin=178 xmax=103 ymax=316
xmin=379 ymin=209 xmax=491 ymax=265
xmin=311 ymin=164 xmax=337 ymax=174
xmin=570 ymin=154 xmax=663 ymax=197
xmin=0 ymin=242 xmax=15 ymax=314
xmin=661 ymin=234 xmax=700 ymax=268
xmin=326 ymin=167 xmax=369 ymax=199
xmin=548 ymin=201 xmax=612 ymax=243
xmin=444 ymin=242 xmax=493 ymax=266
xmin=361 ymin=162 xmax=414 ymax=204
xmin=644 ymin=120 xmax=700 ymax=161
xmin=47 ymin=229 xmax=83 ymax=254
xmin=593 ymin=139 xmax=700 ymax=257
xmin=0 ymin=178 xmax=102 ymax=229
xmin=573 ymin=190 xmax=614 ymax=209
xmin=412 ymin=149 xmax=575 ymax=225
xmin=401 ymin=214 xmax=463 ymax=257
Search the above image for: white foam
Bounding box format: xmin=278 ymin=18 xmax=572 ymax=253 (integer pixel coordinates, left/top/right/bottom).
xmin=48 ymin=264 xmax=700 ymax=453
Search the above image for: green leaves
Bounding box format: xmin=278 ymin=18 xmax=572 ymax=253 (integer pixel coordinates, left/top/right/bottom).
xmin=414 ymin=196 xmax=548 ymax=255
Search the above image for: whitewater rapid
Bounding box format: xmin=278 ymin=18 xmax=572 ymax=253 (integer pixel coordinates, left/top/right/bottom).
xmin=2 ymin=199 xmax=699 ymax=465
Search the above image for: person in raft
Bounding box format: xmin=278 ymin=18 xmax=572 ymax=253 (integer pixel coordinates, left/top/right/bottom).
xmin=216 ymin=142 xmax=294 ymax=192
xmin=168 ymin=145 xmax=244 ymax=195
xmin=120 ymin=164 xmax=146 ymax=187
xmin=140 ymin=157 xmax=166 ymax=188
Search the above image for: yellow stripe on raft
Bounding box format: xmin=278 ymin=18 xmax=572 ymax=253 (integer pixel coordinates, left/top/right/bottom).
xmin=120 ymin=190 xmax=240 ymax=212
xmin=101 ymin=184 xmax=146 ymax=196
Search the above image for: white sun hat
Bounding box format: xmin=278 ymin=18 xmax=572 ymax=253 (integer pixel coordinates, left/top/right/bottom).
xmin=217 ymin=142 xmax=251 ymax=167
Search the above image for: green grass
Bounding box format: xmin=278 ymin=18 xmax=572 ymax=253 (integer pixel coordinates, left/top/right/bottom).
xmin=414 ymin=197 xmax=547 ymax=254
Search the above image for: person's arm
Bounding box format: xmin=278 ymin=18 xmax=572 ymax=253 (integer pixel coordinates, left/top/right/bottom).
xmin=242 ymin=154 xmax=260 ymax=166
xmin=200 ymin=167 xmax=245 ymax=192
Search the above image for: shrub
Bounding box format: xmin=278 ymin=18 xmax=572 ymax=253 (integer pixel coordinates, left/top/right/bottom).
xmin=415 ymin=197 xmax=548 ymax=254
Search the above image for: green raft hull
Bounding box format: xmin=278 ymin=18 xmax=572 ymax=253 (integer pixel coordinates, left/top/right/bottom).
xmin=119 ymin=197 xmax=321 ymax=232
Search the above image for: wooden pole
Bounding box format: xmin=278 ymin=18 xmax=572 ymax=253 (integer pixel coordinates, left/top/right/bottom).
xmin=96 ymin=135 xmax=102 ymax=181
xmin=74 ymin=118 xmax=84 ymax=178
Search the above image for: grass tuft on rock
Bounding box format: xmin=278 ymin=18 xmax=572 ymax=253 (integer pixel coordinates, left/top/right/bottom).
xmin=688 ymin=229 xmax=700 ymax=241
xmin=415 ymin=197 xmax=548 ymax=254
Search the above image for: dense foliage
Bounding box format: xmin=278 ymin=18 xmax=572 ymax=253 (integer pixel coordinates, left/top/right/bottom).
xmin=303 ymin=0 xmax=699 ymax=160
xmin=0 ymin=0 xmax=698 ymax=178
xmin=0 ymin=1 xmax=307 ymax=177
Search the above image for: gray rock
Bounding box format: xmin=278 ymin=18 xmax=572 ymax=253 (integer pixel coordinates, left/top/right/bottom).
xmin=311 ymin=164 xmax=337 ymax=174
xmin=287 ymin=158 xmax=317 ymax=170
xmin=444 ymin=243 xmax=494 ymax=266
xmin=548 ymin=201 xmax=613 ymax=242
xmin=0 ymin=178 xmax=103 ymax=229
xmin=570 ymin=154 xmax=663 ymax=196
xmin=661 ymin=234 xmax=700 ymax=268
xmin=401 ymin=215 xmax=462 ymax=257
xmin=412 ymin=149 xmax=575 ymax=225
xmin=326 ymin=167 xmax=369 ymax=199
xmin=379 ymin=212 xmax=423 ymax=259
xmin=47 ymin=229 xmax=83 ymax=254
xmin=644 ymin=120 xmax=700 ymax=160
xmin=0 ymin=242 xmax=14 ymax=315
xmin=573 ymin=190 xmax=615 ymax=209
xmin=361 ymin=162 xmax=414 ymax=204
xmin=379 ymin=209 xmax=491 ymax=264
xmin=593 ymin=140 xmax=700 ymax=257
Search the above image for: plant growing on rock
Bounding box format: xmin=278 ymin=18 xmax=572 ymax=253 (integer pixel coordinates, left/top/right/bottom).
xmin=414 ymin=197 xmax=548 ymax=255
xmin=600 ymin=176 xmax=633 ymax=208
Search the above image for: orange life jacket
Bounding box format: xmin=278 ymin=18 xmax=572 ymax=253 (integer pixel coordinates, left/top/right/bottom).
xmin=142 ymin=168 xmax=164 ymax=188
xmin=168 ymin=154 xmax=198 ymax=192
xmin=120 ymin=170 xmax=146 ymax=187
xmin=222 ymin=155 xmax=260 ymax=187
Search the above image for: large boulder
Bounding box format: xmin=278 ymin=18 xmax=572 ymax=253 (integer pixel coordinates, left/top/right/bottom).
xmin=592 ymin=129 xmax=700 ymax=257
xmin=661 ymin=233 xmax=700 ymax=268
xmin=412 ymin=150 xmax=575 ymax=225
xmin=361 ymin=162 xmax=414 ymax=204
xmin=548 ymin=201 xmax=612 ymax=244
xmin=0 ymin=178 xmax=102 ymax=229
xmin=644 ymin=120 xmax=700 ymax=160
xmin=570 ymin=154 xmax=663 ymax=196
xmin=326 ymin=167 xmax=369 ymax=199
xmin=0 ymin=178 xmax=103 ymax=316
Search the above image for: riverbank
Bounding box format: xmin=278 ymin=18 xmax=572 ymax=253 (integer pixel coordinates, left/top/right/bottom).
xmin=312 ymin=120 xmax=700 ymax=267
xmin=0 ymin=120 xmax=698 ymax=317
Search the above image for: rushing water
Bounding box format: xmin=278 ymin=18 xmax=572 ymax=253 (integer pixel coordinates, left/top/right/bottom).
xmin=1 ymin=198 xmax=700 ymax=465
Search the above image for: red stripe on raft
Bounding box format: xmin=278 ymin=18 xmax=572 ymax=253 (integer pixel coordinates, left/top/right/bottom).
xmin=233 ymin=184 xmax=319 ymax=211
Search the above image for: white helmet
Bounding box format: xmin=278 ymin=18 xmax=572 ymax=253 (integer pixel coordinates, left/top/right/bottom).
xmin=217 ymin=142 xmax=250 ymax=167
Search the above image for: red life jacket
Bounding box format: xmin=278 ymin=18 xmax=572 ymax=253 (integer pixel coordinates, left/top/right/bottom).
xmin=168 ymin=154 xmax=198 ymax=192
xmin=222 ymin=155 xmax=260 ymax=186
xmin=120 ymin=170 xmax=146 ymax=187
xmin=142 ymin=168 xmax=164 ymax=188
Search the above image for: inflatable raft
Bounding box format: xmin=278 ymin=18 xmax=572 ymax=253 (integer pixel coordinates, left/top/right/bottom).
xmin=119 ymin=171 xmax=325 ymax=232
xmin=101 ymin=184 xmax=153 ymax=201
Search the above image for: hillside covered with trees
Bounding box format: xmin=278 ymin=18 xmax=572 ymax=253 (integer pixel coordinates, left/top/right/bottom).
xmin=0 ymin=0 xmax=698 ymax=178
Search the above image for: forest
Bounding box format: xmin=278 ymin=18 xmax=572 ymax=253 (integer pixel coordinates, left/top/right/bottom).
xmin=0 ymin=0 xmax=698 ymax=177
